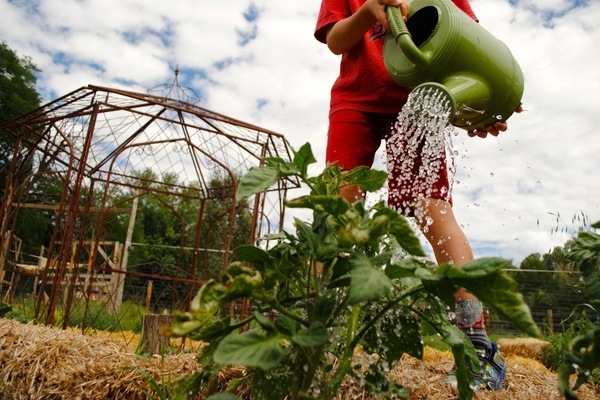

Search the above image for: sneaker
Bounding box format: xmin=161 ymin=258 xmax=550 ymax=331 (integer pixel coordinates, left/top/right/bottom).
xmin=446 ymin=342 xmax=507 ymax=390
xmin=474 ymin=342 xmax=506 ymax=390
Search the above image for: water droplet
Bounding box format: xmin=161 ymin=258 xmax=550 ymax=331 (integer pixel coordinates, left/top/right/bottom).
xmin=489 ymin=172 xmax=494 ymax=177
xmin=386 ymin=86 xmax=455 ymax=217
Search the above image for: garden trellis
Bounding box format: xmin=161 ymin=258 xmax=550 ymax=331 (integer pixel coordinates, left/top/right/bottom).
xmin=0 ymin=79 xmax=299 ymax=332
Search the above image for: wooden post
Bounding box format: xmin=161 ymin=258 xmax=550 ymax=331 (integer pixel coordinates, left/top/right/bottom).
xmin=113 ymin=193 xmax=138 ymax=314
xmin=145 ymin=280 xmax=153 ymax=311
xmin=547 ymin=309 xmax=554 ymax=334
xmin=140 ymin=314 xmax=173 ymax=355
xmin=0 ymin=231 xmax=10 ymax=298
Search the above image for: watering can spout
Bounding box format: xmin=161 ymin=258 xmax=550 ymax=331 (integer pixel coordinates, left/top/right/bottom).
xmin=413 ymin=73 xmax=493 ymax=129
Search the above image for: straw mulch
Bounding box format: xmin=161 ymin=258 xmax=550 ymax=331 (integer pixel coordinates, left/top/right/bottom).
xmin=0 ymin=318 xmax=200 ymax=399
xmin=1 ymin=318 xmax=599 ymax=400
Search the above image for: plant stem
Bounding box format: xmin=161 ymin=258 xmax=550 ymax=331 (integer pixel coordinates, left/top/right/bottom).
xmin=322 ymin=304 xmax=361 ymax=399
xmin=351 ymin=285 xmax=425 ymax=348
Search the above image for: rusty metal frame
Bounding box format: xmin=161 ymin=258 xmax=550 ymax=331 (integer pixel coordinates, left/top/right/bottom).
xmin=0 ymin=84 xmax=300 ymax=330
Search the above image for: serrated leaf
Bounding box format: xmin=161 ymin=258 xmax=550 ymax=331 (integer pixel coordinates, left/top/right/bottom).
xmin=274 ymin=316 xmax=298 ymax=336
xmin=311 ymin=290 xmax=337 ymax=322
xmin=236 ymin=165 xmax=280 ymax=201
xmin=295 ymin=218 xmax=319 ymax=255
xmin=342 ymin=166 xmax=388 ymax=192
xmin=364 ymin=312 xmax=423 ymax=363
xmin=254 ymin=311 xmax=277 ymax=333
xmin=233 ymin=245 xmax=273 ymax=272
xmin=286 ymin=195 xmax=350 ymax=216
xmin=291 ymin=322 xmax=329 ymax=347
xmin=443 ymin=258 xmax=541 ymax=338
xmin=349 ymin=255 xmax=393 ymax=304
xmin=375 ymin=208 xmax=425 ymax=257
xmin=439 ymin=321 xmax=478 ymax=400
xmin=292 ymin=142 xmax=317 ymax=176
xmin=214 ymin=332 xmax=284 ymax=370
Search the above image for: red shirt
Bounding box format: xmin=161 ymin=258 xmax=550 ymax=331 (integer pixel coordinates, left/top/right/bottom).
xmin=315 ymin=0 xmax=478 ymax=115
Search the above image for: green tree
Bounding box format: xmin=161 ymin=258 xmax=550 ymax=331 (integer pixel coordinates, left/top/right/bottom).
xmin=123 ymin=169 xmax=253 ymax=310
xmin=0 ymin=40 xmax=42 ymax=194
xmin=516 ymin=245 xmax=590 ymax=331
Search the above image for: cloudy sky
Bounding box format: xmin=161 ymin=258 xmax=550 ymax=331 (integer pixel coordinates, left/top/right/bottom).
xmin=1 ymin=0 xmax=598 ymax=266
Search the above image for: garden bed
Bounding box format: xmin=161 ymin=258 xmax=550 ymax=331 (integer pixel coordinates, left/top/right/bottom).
xmin=0 ymin=319 xmax=598 ymax=399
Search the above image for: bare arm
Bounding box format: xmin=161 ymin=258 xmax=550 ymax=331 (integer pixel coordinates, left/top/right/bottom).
xmin=325 ymin=0 xmax=408 ymax=55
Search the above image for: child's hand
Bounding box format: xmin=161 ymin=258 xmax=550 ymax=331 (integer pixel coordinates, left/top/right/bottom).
xmin=367 ymin=0 xmax=409 ymax=32
xmin=468 ymin=104 xmax=524 ymax=138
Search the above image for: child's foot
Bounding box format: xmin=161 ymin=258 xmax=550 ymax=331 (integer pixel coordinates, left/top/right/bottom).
xmin=446 ymin=342 xmax=507 ymax=390
xmin=475 ymin=342 xmax=507 ymax=390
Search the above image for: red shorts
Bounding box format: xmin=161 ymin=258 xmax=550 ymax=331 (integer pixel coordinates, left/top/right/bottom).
xmin=326 ymin=109 xmax=452 ymax=214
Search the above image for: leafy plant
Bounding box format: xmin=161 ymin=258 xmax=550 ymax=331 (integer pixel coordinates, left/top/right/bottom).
xmin=168 ymin=143 xmax=540 ymax=400
xmin=558 ymin=222 xmax=600 ymax=399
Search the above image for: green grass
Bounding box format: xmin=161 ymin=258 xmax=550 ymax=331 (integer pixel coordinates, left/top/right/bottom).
xmin=3 ymin=295 xmax=147 ymax=333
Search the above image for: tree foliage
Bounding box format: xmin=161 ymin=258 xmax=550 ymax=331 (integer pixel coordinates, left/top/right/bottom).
xmin=0 ymin=40 xmax=42 ymax=192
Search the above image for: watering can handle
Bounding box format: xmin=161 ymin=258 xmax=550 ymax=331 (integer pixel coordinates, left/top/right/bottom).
xmin=386 ymin=6 xmax=430 ymax=69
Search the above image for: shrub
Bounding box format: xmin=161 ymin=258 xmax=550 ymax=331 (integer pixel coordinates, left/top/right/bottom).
xmin=557 ymin=224 xmax=600 ymax=399
xmin=167 ymin=143 xmax=540 ymax=400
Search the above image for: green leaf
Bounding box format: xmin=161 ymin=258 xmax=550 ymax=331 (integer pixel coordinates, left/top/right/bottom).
xmin=364 ymin=312 xmax=423 ymax=363
xmin=558 ymin=326 xmax=600 ymax=397
xmin=169 ymin=319 xmax=204 ymax=337
xmin=310 ymin=290 xmax=337 ymax=322
xmin=385 ymin=259 xmax=420 ymax=279
xmin=233 ymin=245 xmax=273 ymax=272
xmin=375 ymin=208 xmax=425 ymax=257
xmin=214 ymin=332 xmax=285 ymax=370
xmin=286 ymin=195 xmax=350 ymax=216
xmin=291 ymin=322 xmax=329 ymax=347
xmin=420 ymin=272 xmax=456 ymax=307
xmin=349 ymin=255 xmax=393 ymax=304
xmin=274 ymin=316 xmax=299 ymax=336
xmin=443 ymin=258 xmax=542 ymax=338
xmin=264 ymin=156 xmax=298 ymax=176
xmin=222 ymin=263 xmax=263 ymax=301
xmin=254 ymin=311 xmax=277 ymax=333
xmin=236 ymin=165 xmax=280 ymax=201
xmin=292 ymin=142 xmax=317 ymax=176
xmin=342 ymin=166 xmax=388 ymax=192
xmin=294 ymin=218 xmax=319 ymax=256
xmin=439 ymin=321 xmax=478 ymax=400
xmin=251 ymin=364 xmax=295 ymax=400
xmin=172 ymin=371 xmax=205 ymax=400
xmin=207 ymin=394 xmax=242 ymax=400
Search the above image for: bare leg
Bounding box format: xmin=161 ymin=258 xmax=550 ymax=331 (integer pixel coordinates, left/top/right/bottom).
xmin=413 ymin=198 xmax=476 ymax=301
xmin=414 ymin=198 xmax=493 ymax=354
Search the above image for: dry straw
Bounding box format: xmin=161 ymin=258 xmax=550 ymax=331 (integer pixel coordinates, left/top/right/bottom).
xmin=1 ymin=319 xmax=598 ymax=399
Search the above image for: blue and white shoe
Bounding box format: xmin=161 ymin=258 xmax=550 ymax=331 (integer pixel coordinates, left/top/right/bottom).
xmin=475 ymin=342 xmax=507 ymax=390
xmin=447 ymin=342 xmax=507 ymax=390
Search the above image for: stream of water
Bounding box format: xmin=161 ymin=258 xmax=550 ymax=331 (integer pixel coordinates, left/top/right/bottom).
xmin=386 ymin=85 xmax=457 ymax=227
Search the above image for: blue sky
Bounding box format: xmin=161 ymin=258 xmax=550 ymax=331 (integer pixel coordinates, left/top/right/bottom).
xmin=1 ymin=0 xmax=599 ymax=264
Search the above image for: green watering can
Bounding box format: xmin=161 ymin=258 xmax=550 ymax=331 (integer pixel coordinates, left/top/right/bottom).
xmin=383 ymin=0 xmax=524 ymax=132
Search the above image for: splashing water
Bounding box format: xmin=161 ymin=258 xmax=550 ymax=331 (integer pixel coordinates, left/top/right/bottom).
xmin=386 ymin=85 xmax=457 ymax=227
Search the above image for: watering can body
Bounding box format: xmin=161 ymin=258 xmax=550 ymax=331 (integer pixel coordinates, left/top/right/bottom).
xmin=383 ymin=0 xmax=524 ymax=132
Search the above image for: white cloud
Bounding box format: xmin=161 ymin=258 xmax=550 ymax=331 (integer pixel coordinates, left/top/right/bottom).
xmin=1 ymin=0 xmax=599 ymax=265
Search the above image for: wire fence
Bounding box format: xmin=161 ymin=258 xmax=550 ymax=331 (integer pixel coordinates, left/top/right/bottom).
xmin=487 ymin=269 xmax=597 ymax=336
xmin=3 ymin=259 xmax=597 ymax=344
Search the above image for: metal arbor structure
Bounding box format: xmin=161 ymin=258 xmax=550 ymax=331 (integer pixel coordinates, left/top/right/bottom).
xmin=0 ymin=83 xmax=300 ymax=329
